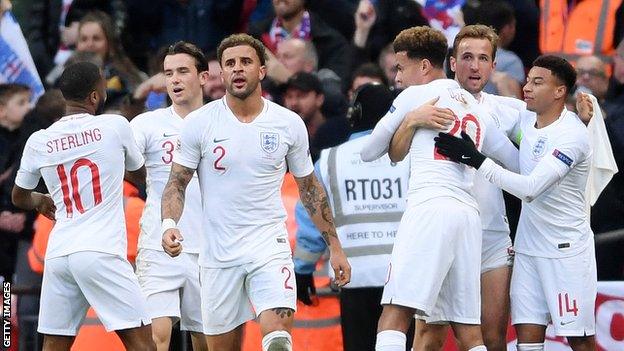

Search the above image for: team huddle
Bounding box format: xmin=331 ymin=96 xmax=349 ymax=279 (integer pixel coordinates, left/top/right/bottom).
xmin=11 ymin=25 xmax=597 ymax=351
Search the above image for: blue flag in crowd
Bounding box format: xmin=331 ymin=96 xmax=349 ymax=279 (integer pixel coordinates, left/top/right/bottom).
xmin=0 ymin=11 xmax=44 ymax=101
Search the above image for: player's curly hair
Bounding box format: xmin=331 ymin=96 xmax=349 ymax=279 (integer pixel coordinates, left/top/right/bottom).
xmin=532 ymin=55 xmax=577 ymax=94
xmin=393 ymin=26 xmax=447 ymax=68
xmin=452 ymin=24 xmax=499 ymax=61
xmin=217 ymin=34 xmax=268 ymax=67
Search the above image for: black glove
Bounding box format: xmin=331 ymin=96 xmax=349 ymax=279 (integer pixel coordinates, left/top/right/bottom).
xmin=296 ymin=273 xmax=317 ymax=306
xmin=434 ymin=131 xmax=486 ymax=169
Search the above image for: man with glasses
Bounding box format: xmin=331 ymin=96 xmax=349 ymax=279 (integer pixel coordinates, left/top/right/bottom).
xmin=575 ymin=56 xmax=609 ymax=102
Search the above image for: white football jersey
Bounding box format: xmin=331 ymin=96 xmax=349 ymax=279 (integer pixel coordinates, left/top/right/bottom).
xmin=376 ymin=79 xmax=508 ymax=209
xmin=515 ymin=109 xmax=592 ymax=258
xmin=174 ymin=97 xmax=314 ymax=268
xmin=15 ymin=113 xmax=144 ymax=259
xmin=473 ymin=92 xmax=521 ymax=232
xmin=131 ymin=106 xmax=202 ymax=253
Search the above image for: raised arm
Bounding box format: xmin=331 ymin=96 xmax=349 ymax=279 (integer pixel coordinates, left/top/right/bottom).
xmin=160 ymin=162 xmax=195 ymax=257
xmin=294 ymin=171 xmax=351 ymax=286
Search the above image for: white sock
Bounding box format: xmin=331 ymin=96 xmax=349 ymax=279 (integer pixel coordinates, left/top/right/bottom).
xmin=375 ymin=330 xmax=406 ymax=351
xmin=517 ymin=343 xmax=544 ymax=351
xmin=468 ymin=346 xmax=487 ymax=351
xmin=261 ymin=330 xmax=292 ymax=351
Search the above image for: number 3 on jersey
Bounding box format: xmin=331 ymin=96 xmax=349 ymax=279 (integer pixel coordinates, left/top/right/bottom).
xmin=56 ymin=158 xmax=102 ymax=218
xmin=434 ymin=113 xmax=482 ymax=160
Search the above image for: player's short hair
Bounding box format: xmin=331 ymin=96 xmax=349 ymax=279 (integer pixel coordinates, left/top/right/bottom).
xmin=393 ymin=26 xmax=448 ymax=68
xmin=532 ymin=55 xmax=577 ymax=94
xmin=452 ymin=24 xmax=499 ymax=61
xmin=166 ymin=41 xmax=209 ymax=73
xmin=0 ymin=83 xmax=30 ymax=105
xmin=217 ymin=34 xmax=267 ymax=66
xmin=58 ymin=62 xmax=103 ymax=102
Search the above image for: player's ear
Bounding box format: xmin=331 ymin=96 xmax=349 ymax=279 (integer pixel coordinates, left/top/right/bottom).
xmin=449 ymin=56 xmax=457 ymax=73
xmin=554 ymin=84 xmax=567 ymax=100
xmin=89 ymin=90 xmax=98 ymax=105
xmin=198 ymin=70 xmax=209 ymax=85
xmin=258 ymin=63 xmax=267 ymax=80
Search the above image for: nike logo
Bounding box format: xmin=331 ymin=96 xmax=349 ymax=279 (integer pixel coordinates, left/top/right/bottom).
xmin=213 ymin=138 xmax=229 ymax=143
xmin=461 ymin=155 xmax=471 ymax=160
xmin=560 ymin=320 xmax=575 ymax=326
xmin=163 ymin=133 xmax=178 ymax=138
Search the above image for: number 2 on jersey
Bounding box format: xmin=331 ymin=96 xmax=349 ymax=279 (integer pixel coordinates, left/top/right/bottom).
xmin=56 ymin=158 xmax=102 ymax=218
xmin=213 ymin=146 xmax=226 ymax=171
xmin=434 ymin=113 xmax=482 ymax=160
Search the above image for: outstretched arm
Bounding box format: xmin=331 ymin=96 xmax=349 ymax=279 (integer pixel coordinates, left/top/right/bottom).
xmin=294 ymin=172 xmax=351 ymax=286
xmin=161 ymin=162 xmax=195 ymax=257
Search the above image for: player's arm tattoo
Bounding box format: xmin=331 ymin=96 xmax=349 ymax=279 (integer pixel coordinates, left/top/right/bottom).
xmin=271 ymin=307 xmax=294 ymax=319
xmin=161 ymin=162 xmax=195 ymax=222
xmin=294 ymin=172 xmax=339 ymax=246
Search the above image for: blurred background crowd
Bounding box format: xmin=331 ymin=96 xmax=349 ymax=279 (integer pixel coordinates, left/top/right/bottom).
xmin=1 ymin=0 xmax=624 ymax=349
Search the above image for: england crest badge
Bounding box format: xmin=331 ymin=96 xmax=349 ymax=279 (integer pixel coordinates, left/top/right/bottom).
xmin=260 ymin=132 xmax=280 ymax=153
xmin=532 ymin=136 xmax=548 ymax=160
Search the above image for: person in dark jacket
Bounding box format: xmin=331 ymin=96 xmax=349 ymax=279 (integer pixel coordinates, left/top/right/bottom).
xmin=248 ymin=0 xmax=352 ymax=83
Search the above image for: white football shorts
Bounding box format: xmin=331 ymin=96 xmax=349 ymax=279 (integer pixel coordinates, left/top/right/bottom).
xmin=200 ymin=254 xmax=297 ymax=335
xmin=136 ymin=249 xmax=202 ymax=332
xmin=481 ymin=229 xmax=513 ymax=274
xmin=510 ymin=246 xmax=597 ymax=336
xmin=382 ymin=197 xmax=482 ymax=325
xmin=38 ymin=251 xmax=151 ymax=335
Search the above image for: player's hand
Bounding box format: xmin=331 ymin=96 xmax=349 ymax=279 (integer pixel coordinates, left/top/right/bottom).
xmin=406 ymin=97 xmax=455 ymax=130
xmin=434 ymin=131 xmax=486 ymax=169
xmin=34 ymin=193 xmax=56 ymax=221
xmin=576 ymin=92 xmax=594 ymax=124
xmin=329 ymin=249 xmax=351 ymax=287
xmin=162 ymin=228 xmax=183 ymax=257
xmin=295 ymin=273 xmax=318 ymax=306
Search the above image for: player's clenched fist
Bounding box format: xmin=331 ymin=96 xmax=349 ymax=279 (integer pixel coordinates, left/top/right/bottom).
xmin=162 ymin=227 xmax=184 ymax=257
xmin=330 ymin=248 xmax=351 ymax=287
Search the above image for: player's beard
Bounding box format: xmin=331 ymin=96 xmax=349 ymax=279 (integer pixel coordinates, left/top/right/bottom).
xmin=95 ymin=98 xmax=106 ymax=115
xmin=227 ymin=79 xmax=258 ymax=100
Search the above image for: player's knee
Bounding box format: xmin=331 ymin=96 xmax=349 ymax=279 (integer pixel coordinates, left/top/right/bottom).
xmin=482 ymin=330 xmax=507 ymax=351
xmin=413 ymin=335 xmax=445 ymax=351
xmin=152 ymin=330 xmax=170 ymax=349
xmin=566 ymin=336 xmax=595 ymax=351
xmin=261 ymin=330 xmax=292 ymax=351
xmin=517 ymin=343 xmax=544 ymax=351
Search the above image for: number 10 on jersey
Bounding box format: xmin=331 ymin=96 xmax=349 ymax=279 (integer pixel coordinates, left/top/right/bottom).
xmin=433 ymin=113 xmax=482 ymax=160
xmin=56 ymin=158 xmax=102 ymax=218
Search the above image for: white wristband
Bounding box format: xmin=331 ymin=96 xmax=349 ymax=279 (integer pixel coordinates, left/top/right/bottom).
xmin=161 ymin=218 xmax=177 ymax=233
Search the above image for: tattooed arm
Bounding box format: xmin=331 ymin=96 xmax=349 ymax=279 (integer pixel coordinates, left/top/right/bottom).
xmin=294 ymin=172 xmax=351 ymax=286
xmin=160 ymin=162 xmax=195 ymax=257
